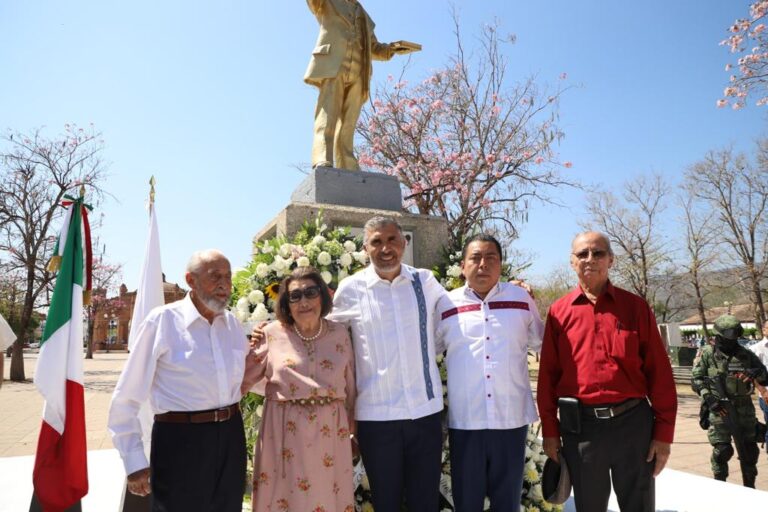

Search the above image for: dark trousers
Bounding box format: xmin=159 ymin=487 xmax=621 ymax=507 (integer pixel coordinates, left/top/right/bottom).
xmin=357 ymin=411 xmax=442 ymax=512
xmin=562 ymin=400 xmax=655 ymax=512
xmin=760 ymin=397 xmax=768 ymax=445
xmin=449 ymin=426 xmax=527 ymax=512
xmin=150 ymin=411 xmax=246 ymax=512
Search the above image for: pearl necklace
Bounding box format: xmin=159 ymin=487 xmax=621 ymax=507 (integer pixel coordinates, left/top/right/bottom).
xmin=293 ymin=320 xmax=324 ymax=342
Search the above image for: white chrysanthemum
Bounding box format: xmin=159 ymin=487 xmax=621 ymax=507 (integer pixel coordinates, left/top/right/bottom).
xmin=297 ymin=256 xmax=311 ymax=267
xmin=343 ymin=240 xmax=356 ymax=253
xmin=339 ymin=252 xmax=353 ymax=268
xmin=255 ymin=263 xmax=270 ymax=278
xmin=272 ymin=255 xmax=287 ymax=271
xmin=317 ymin=251 xmax=332 ymax=266
xmin=256 ymin=404 xmax=263 ymax=417
xmin=234 ymin=308 xmax=248 ymax=322
xmin=261 ymin=243 xmax=274 ymax=254
xmin=236 ymin=297 xmax=250 ymax=312
xmin=530 ymin=483 xmax=543 ymax=502
xmin=446 ymin=264 xmax=462 ymax=278
xmin=436 ymin=353 xmax=444 ymax=364
xmin=279 ymin=244 xmax=292 ymax=257
xmin=250 ymin=303 xmax=270 ymax=322
xmin=312 ymin=235 xmax=326 ymax=246
xmin=248 ymin=290 xmax=264 ymax=305
xmin=523 ymin=465 xmax=539 ymax=483
xmin=275 ymin=268 xmax=285 ymax=278
xmin=320 ymin=270 xmax=333 ymax=284
xmin=338 ymin=269 xmax=348 ymax=281
xmin=353 ymin=251 xmax=368 ymax=264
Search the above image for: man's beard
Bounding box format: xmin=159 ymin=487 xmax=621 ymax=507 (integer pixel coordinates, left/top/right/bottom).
xmin=198 ymin=292 xmax=228 ymax=315
xmin=372 ymin=258 xmax=401 ymax=275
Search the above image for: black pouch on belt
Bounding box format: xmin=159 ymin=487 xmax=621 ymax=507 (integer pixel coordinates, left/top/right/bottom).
xmin=558 ymin=397 xmax=581 ymax=435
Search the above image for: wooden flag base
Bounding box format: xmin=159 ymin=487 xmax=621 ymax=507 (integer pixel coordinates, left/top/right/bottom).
xmin=30 ymin=494 xmax=82 ymax=511
xmin=120 ymin=481 xmax=151 ymax=512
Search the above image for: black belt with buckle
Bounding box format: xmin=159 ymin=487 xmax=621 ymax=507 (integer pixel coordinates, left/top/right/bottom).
xmin=582 ymin=398 xmax=643 ymax=419
xmin=154 ymin=403 xmax=240 ymax=424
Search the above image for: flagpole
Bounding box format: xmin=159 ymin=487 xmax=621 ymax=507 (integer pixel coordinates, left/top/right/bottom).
xmin=120 ymin=177 xmax=163 ymax=512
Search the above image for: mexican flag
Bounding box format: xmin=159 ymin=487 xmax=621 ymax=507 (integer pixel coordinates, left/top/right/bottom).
xmin=33 ymin=198 xmax=89 ymax=511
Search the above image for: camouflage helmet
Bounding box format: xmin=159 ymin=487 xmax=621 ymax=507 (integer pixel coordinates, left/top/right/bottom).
xmin=713 ymin=314 xmax=744 ymax=341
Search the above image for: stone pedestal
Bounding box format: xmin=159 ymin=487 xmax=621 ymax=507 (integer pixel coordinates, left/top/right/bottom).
xmin=291 ymin=167 xmax=402 ymax=211
xmin=255 ymin=167 xmax=449 ymax=269
xmin=254 ymin=203 xmax=449 ymax=270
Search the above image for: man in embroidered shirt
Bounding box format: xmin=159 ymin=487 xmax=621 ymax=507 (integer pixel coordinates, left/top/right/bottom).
xmin=108 ymin=250 xmax=249 ymax=511
xmin=436 ymin=234 xmax=543 ymax=511
xmin=537 ymin=232 xmax=677 ymax=512
xmin=329 ymin=216 xmax=446 ymax=511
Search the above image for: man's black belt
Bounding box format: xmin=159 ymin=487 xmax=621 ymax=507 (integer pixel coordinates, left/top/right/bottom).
xmin=581 ymin=398 xmax=643 ymax=419
xmin=154 ymin=403 xmax=240 ymax=424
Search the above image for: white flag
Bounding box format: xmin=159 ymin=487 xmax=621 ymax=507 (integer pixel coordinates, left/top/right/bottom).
xmin=128 ymin=203 xmax=164 ymax=351
xmin=127 ymin=203 xmax=164 ymax=457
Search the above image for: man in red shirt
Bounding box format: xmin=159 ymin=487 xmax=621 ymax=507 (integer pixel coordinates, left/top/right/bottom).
xmin=537 ymin=232 xmax=677 ymax=512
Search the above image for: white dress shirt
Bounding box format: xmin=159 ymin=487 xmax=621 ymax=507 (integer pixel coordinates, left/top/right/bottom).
xmin=329 ymin=264 xmax=446 ymax=421
xmin=108 ymin=294 xmax=248 ymax=474
xmin=436 ymin=282 xmax=543 ymax=430
xmin=752 ymin=337 xmax=768 ymax=367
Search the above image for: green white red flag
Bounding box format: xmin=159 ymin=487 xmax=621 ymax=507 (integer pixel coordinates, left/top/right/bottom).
xmin=33 ymin=195 xmax=91 ymax=511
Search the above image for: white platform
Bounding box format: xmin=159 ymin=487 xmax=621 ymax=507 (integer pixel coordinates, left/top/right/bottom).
xmin=0 ymin=450 xmax=124 ymax=512
xmin=560 ymin=468 xmax=768 ymax=511
xmin=1 ymin=450 xmax=767 ymax=511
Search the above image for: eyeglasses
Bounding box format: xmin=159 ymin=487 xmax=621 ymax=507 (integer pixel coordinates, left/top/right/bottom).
xmin=288 ymin=285 xmax=322 ymax=303
xmin=572 ymin=249 xmax=609 ymax=261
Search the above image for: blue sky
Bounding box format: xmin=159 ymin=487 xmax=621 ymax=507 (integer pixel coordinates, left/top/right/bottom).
xmin=1 ymin=1 xmax=766 ymax=290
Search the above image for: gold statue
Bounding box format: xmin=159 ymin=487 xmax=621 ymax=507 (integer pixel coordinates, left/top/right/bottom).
xmin=304 ymin=0 xmax=420 ymax=171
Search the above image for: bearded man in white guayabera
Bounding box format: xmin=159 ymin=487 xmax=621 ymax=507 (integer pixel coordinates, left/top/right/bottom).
xmin=108 ymin=249 xmax=250 ymax=511
xmin=328 ymin=215 xmax=447 ymax=511
xmin=436 ymin=234 xmax=543 ymax=511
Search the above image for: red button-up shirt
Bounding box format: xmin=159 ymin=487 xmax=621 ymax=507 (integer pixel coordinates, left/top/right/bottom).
xmin=537 ymin=282 xmax=677 ymax=443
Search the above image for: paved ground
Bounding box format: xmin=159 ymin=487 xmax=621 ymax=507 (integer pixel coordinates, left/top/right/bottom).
xmin=2 ymin=352 xmax=767 ymax=490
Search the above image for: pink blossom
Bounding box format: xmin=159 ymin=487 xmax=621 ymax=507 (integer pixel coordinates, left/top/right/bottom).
xmin=491 ymin=105 xmax=501 ymax=116
xmin=485 ymin=153 xmax=496 ymax=164
xmin=563 ymin=161 xmax=573 ymax=168
xmin=535 ymin=156 xmax=545 ymax=165
xmin=430 ymin=100 xmax=445 ymax=110
xmin=559 ymin=72 xmax=568 ymax=80
xmin=716 ymin=99 xmax=728 ymax=108
xmin=725 ymin=63 xmax=733 ymax=71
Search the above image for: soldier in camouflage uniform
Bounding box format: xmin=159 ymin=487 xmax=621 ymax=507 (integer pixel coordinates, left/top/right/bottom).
xmin=692 ymin=315 xmax=768 ymax=487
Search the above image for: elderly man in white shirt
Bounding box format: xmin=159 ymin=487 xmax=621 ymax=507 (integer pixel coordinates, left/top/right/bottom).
xmin=436 ymin=234 xmax=543 ymax=511
xmin=0 ymin=312 xmax=17 ymax=389
xmin=108 ymin=249 xmax=249 ymax=511
xmin=330 ymin=216 xmax=446 ymax=512
xmin=752 ymin=323 xmax=768 ymax=448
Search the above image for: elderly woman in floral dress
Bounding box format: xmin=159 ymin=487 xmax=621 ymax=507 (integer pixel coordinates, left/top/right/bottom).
xmin=242 ymin=267 xmax=356 ymax=512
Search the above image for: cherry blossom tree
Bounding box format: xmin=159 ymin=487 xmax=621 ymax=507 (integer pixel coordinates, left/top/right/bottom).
xmin=0 ymin=125 xmax=108 ymax=381
xmin=719 ymin=1 xmax=768 ymax=109
xmin=84 ymin=255 xmax=123 ymax=359
xmin=357 ymin=17 xmax=575 ymax=250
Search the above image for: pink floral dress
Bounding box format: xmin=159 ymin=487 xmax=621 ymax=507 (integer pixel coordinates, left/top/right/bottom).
xmin=242 ymin=320 xmax=356 ymax=512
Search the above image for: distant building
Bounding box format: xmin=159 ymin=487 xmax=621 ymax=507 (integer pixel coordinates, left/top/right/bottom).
xmin=92 ymin=276 xmax=186 ymax=351
xmin=679 ymin=303 xmax=758 ymax=335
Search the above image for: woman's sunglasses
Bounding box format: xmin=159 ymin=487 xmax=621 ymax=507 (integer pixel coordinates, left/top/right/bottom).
xmin=288 ymin=285 xmax=322 ymax=303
